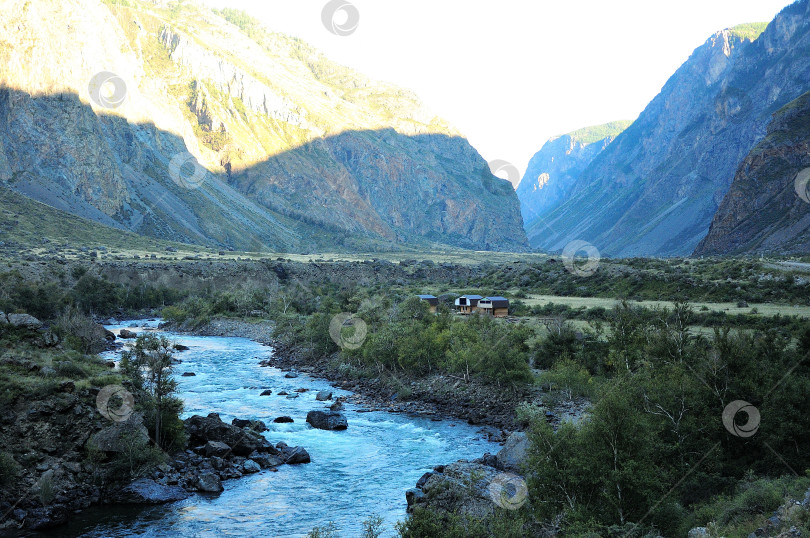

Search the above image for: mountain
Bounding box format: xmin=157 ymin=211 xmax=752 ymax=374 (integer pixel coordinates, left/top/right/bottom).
xmin=517 ymin=121 xmax=631 ymax=232
xmin=694 ymin=92 xmax=810 ymax=255
xmin=526 ymin=2 xmax=810 ymax=257
xmin=0 ymin=0 xmax=527 ymax=252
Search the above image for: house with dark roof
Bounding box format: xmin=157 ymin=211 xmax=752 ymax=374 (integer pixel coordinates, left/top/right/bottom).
xmin=478 ymin=296 xmax=510 ymax=318
xmin=416 ymin=294 xmax=439 ymax=313
xmin=454 ymin=295 xmax=483 ymax=315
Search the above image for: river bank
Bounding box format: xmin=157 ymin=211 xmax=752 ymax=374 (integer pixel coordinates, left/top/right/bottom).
xmin=163 ymin=316 xmax=547 ymax=439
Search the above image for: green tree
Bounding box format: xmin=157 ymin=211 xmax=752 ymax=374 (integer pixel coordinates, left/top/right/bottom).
xmin=121 ymin=334 xmax=182 ymax=449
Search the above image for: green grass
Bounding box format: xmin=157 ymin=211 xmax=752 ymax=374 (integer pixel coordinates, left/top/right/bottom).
xmin=0 ymin=186 xmax=203 ymax=253
xmin=521 ymin=294 xmax=810 ymax=319
xmin=0 ymin=346 xmax=122 ymax=408
xmin=729 ymin=22 xmax=769 ymax=42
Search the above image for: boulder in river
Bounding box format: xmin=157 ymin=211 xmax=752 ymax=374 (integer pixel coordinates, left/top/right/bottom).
xmin=185 ymin=414 xmax=275 ymax=456
xmin=281 ymin=446 xmax=311 ymax=464
xmin=195 ymin=472 xmax=224 ymax=493
xmin=284 ymin=371 xmax=298 ymax=379
xmin=316 ymin=391 xmax=333 ymax=401
xmin=250 ymin=452 xmax=283 ymax=469
xmin=242 ymin=460 xmax=261 ymax=474
xmin=119 ymin=329 xmax=137 ymax=339
xmin=174 ymin=344 xmax=190 ymax=351
xmin=273 ymin=416 xmax=294 ymax=424
xmin=232 ymin=418 xmax=268 ymax=432
xmin=181 ymin=372 xmax=196 ymax=377
xmin=306 ymin=410 xmax=348 ymax=431
xmin=114 ymin=478 xmax=191 ymax=504
xmin=260 ymin=389 xmax=272 ymax=396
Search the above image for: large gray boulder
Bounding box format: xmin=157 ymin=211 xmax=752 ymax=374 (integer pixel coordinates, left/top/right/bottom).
xmin=0 ymin=312 xmax=8 ymax=324
xmin=7 ymin=313 xmax=42 ymax=329
xmin=88 ymin=413 xmax=149 ymax=453
xmin=495 ymin=432 xmax=528 ymax=471
xmin=306 ymin=410 xmax=347 ymax=431
xmin=115 ymin=479 xmax=190 ymax=504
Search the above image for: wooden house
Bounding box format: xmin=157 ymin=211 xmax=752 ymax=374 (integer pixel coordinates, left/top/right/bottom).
xmin=454 ymin=295 xmax=483 ymax=314
xmin=416 ymin=295 xmax=439 ymax=313
xmin=478 ymin=296 xmax=509 ymax=318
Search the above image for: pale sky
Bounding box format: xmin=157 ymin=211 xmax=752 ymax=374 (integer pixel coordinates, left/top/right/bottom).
xmin=201 ymin=0 xmax=793 ymax=182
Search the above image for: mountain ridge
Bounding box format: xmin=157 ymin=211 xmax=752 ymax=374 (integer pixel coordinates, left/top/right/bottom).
xmin=0 ymin=0 xmax=527 ymax=252
xmin=517 ymin=121 xmax=631 ymax=232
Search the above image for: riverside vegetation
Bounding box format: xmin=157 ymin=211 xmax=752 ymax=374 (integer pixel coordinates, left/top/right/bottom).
xmin=1 ymin=252 xmax=809 ymax=536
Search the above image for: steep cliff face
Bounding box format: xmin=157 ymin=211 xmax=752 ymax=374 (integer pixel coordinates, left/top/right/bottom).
xmin=0 ymin=0 xmax=527 ymax=252
xmin=517 ymin=121 xmax=631 ymax=233
xmin=528 ymin=2 xmax=810 ymax=257
xmin=694 ymin=92 xmax=810 ymax=255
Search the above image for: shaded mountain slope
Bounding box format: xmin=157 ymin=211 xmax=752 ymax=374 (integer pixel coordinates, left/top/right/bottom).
xmin=694 ymin=92 xmax=810 ymax=255
xmin=0 ymin=0 xmax=526 ymax=252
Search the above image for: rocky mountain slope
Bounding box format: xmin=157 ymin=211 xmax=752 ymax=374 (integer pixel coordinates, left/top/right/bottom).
xmin=527 ymin=2 xmax=810 ymax=257
xmin=517 ymin=121 xmax=631 ymax=232
xmin=694 ymin=92 xmax=810 ymax=255
xmin=0 ymin=0 xmax=527 ymax=252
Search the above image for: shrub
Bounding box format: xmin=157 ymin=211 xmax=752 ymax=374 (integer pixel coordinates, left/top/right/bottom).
xmin=0 ymin=452 xmax=20 ymax=486
xmin=307 ymin=522 xmax=340 ymax=538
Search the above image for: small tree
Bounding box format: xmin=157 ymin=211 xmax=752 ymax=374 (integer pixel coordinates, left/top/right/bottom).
xmin=121 ymin=334 xmax=180 ymax=449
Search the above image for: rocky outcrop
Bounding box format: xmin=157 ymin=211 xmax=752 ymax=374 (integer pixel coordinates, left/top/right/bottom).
xmin=88 ymin=413 xmax=149 ymax=453
xmin=406 ymin=462 xmax=526 ymax=519
xmin=695 ymin=92 xmax=810 ymax=255
xmin=113 ymin=478 xmax=191 ymax=504
xmin=528 ymin=5 xmax=810 ymax=256
xmin=6 ymin=313 xmax=43 ymax=329
xmin=184 ymin=413 xmax=276 ymax=456
xmin=518 ymin=122 xmax=630 ymax=230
